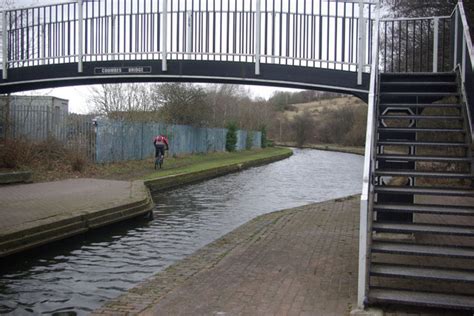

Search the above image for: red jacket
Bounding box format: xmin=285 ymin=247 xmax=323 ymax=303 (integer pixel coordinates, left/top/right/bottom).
xmin=153 ymin=135 xmax=169 ymax=149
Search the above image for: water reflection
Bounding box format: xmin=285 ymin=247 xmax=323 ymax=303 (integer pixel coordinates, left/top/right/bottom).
xmin=0 ymin=149 xmax=363 ymax=315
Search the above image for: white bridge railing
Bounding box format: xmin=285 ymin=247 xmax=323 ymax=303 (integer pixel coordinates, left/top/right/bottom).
xmin=1 ymin=0 xmax=376 ymax=84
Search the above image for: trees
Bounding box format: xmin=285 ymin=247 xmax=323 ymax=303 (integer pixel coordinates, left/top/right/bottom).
xmin=156 ymin=83 xmax=212 ymax=127
xmin=383 ymin=0 xmax=456 ymax=18
xmin=380 ymin=0 xmax=457 ymax=72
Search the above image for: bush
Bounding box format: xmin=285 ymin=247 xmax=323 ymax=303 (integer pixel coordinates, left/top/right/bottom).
xmin=293 ymin=111 xmax=315 ymax=147
xmin=245 ymin=131 xmax=254 ymax=150
xmin=260 ymin=125 xmax=268 ymax=148
xmin=225 ymin=122 xmax=238 ymax=152
xmin=68 ymin=150 xmax=88 ymax=172
xmin=0 ymin=138 xmax=34 ymax=169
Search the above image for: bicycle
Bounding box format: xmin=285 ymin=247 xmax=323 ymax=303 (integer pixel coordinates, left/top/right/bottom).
xmin=154 ymin=154 xmax=164 ymax=169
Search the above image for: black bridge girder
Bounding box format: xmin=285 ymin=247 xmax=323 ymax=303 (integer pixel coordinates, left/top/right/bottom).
xmin=0 ymin=60 xmax=370 ymax=100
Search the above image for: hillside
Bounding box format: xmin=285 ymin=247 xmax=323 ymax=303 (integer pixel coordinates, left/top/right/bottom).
xmin=269 ymin=95 xmax=368 ymax=147
xmin=280 ymin=96 xmax=366 ymax=121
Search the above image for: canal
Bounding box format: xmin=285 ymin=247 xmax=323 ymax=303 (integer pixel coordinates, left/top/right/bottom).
xmin=0 ymin=149 xmax=363 ymax=315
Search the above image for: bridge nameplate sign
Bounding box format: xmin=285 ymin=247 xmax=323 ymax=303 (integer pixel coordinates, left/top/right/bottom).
xmin=94 ymin=66 xmax=152 ymax=75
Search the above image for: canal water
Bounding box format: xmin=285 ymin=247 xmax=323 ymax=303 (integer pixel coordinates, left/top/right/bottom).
xmin=0 ymin=149 xmax=363 ymax=315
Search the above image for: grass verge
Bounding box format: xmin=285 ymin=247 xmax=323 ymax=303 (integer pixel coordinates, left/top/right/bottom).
xmin=143 ymin=147 xmax=293 ymax=180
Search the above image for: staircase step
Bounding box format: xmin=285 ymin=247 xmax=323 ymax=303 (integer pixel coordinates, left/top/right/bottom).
xmin=368 ymin=288 xmax=474 ymax=310
xmin=380 ymin=103 xmax=461 ymax=109
xmin=374 ymin=185 xmax=474 ymax=197
xmin=378 ymin=140 xmax=468 ymax=147
xmin=380 ymin=82 xmax=458 ymax=93
xmin=374 ymin=203 xmax=474 ymax=216
xmin=375 ymin=169 xmax=473 ymax=179
xmin=371 ymin=241 xmax=474 ymax=258
xmin=371 ymin=263 xmax=474 ymax=282
xmin=376 ymin=154 xmax=471 ymax=162
xmin=380 ymin=92 xmax=459 ymax=97
xmin=381 ymin=72 xmax=457 ymax=83
xmin=372 ymin=222 xmax=474 ymax=237
xmin=381 ymin=82 xmax=457 ymax=87
xmin=378 ymin=127 xmax=465 ymax=133
xmin=379 ymin=115 xmax=463 ymax=120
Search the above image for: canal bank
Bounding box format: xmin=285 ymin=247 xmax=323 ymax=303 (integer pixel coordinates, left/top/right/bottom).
xmin=275 ymin=142 xmax=365 ymax=156
xmin=0 ymin=148 xmax=292 ymax=258
xmin=94 ymin=196 xmax=362 ymax=316
xmin=94 ymin=194 xmax=468 ymax=316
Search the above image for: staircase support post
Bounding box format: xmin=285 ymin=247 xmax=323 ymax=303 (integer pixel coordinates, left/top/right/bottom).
xmin=357 ymin=0 xmax=380 ymax=308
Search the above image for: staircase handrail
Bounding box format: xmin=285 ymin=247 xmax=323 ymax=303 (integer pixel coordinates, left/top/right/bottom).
xmin=457 ymin=1 xmax=474 ymax=70
xmin=456 ymin=1 xmax=474 ymax=143
xmin=357 ymin=0 xmax=380 ymax=309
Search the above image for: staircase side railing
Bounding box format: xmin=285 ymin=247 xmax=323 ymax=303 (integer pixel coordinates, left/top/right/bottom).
xmin=357 ymin=0 xmax=380 ymax=309
xmin=455 ymin=1 xmax=474 ymax=144
xmin=379 ymin=15 xmax=452 ymax=73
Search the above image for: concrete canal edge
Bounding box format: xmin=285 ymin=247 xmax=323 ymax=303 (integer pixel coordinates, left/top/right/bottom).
xmin=0 ymin=171 xmax=33 ymax=184
xmin=275 ymin=142 xmax=365 ymax=156
xmin=0 ymin=149 xmax=293 ymax=258
xmin=0 ymin=180 xmax=154 ymax=258
xmin=144 ymin=149 xmax=293 ymax=193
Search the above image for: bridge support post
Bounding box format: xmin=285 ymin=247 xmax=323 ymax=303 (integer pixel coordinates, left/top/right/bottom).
xmin=357 ymin=0 xmax=366 ymax=85
xmin=255 ymin=0 xmax=261 ymax=76
xmin=2 ymin=10 xmax=8 ymax=79
xmin=162 ymin=0 xmax=168 ymax=72
xmin=78 ymin=0 xmax=83 ymax=73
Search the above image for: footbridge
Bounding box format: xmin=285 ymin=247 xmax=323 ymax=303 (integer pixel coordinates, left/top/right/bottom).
xmin=2 ymin=0 xmax=474 ymax=313
xmin=0 ymin=0 xmax=374 ymax=96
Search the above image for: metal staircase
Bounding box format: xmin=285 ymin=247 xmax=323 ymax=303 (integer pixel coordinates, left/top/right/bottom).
xmin=366 ymin=72 xmax=474 ymax=310
xmin=357 ymin=1 xmax=474 ymax=311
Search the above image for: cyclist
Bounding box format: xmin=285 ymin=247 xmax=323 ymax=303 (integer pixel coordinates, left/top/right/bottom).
xmin=153 ymin=134 xmax=169 ymax=161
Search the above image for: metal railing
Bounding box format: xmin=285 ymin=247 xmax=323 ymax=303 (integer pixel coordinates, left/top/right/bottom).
xmin=379 ymin=15 xmax=453 ymax=73
xmin=357 ymin=0 xmax=379 ymax=309
xmin=1 ymin=0 xmax=376 ymax=83
xmin=455 ymin=1 xmax=474 ymax=142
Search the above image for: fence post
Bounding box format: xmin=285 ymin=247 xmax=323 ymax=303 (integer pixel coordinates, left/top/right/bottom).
xmin=162 ymin=0 xmax=168 ymax=72
xmin=78 ymin=0 xmax=84 ymax=73
xmin=255 ymin=0 xmax=261 ymax=76
xmin=357 ymin=0 xmax=366 ymax=85
xmin=2 ymin=10 xmax=8 ymax=80
xmin=433 ymin=17 xmax=439 ymax=72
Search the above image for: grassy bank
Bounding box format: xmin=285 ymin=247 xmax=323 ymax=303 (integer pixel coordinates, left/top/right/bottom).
xmin=143 ymin=147 xmax=293 ymax=180
xmin=1 ymin=147 xmax=292 ymax=183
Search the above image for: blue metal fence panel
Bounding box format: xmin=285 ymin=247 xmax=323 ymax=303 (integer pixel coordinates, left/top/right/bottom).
xmin=95 ymin=119 xmax=261 ymax=163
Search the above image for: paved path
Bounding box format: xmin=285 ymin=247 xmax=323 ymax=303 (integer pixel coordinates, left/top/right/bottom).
xmin=0 ymin=179 xmax=153 ymax=257
xmin=95 ymin=195 xmax=470 ymax=316
xmin=96 ymin=196 xmax=360 ymax=315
